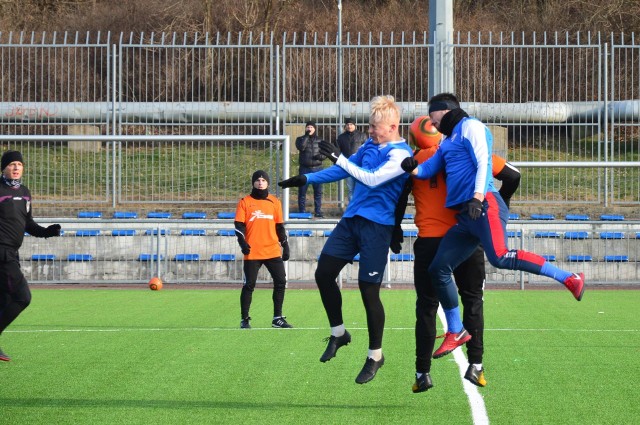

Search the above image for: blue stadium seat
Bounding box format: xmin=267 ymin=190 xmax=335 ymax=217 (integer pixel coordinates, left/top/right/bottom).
xmin=113 ymin=211 xmax=138 ymax=219
xmin=636 ymin=232 xmax=640 ymax=239
xmin=507 ymin=231 xmax=522 ymax=237
xmin=68 ymin=254 xmax=94 ymax=261
xmin=390 ymin=253 xmax=414 ymax=261
xmin=147 ymin=212 xmax=171 ymax=219
xmin=211 ymin=254 xmax=236 ymax=261
xmin=289 ymin=230 xmax=313 ymax=237
xmin=599 ymin=232 xmax=625 ymax=239
xmin=217 ymin=212 xmax=235 ymax=219
xmin=403 ymin=230 xmax=418 ymax=237
xmin=535 ymin=231 xmax=560 ymax=238
xmin=567 ymin=255 xmax=592 ymax=262
xmin=403 ymin=213 xmax=414 ymax=220
xmin=564 ymin=231 xmax=589 ymax=239
xmin=353 ymin=254 xmax=360 ymax=261
xmin=182 ymin=212 xmax=207 ymax=219
xmin=78 ymin=211 xmax=102 ymax=219
xmin=138 ymin=254 xmax=164 ymax=261
xmin=112 ymin=229 xmax=136 ymax=236
xmin=289 ymin=212 xmax=312 ymax=219
xmin=76 ymin=230 xmax=100 ymax=237
xmin=531 ymin=214 xmax=555 ymax=220
xmin=145 ymin=229 xmax=169 ymax=235
xmin=604 ymin=255 xmax=629 ymax=262
xmin=174 ymin=254 xmax=200 ymax=261
xmin=31 ymin=254 xmax=56 ymax=261
xmin=181 ymin=229 xmax=206 ymax=236
xmin=600 ymin=214 xmax=625 ymax=221
xmin=565 ymin=214 xmax=590 ymax=221
xmin=541 ymin=254 xmax=556 ymax=262
xmin=508 ymin=213 xmax=520 ymax=220
xmin=323 ymin=230 xmax=332 ymax=237
xmin=217 ymin=229 xmax=235 ymax=236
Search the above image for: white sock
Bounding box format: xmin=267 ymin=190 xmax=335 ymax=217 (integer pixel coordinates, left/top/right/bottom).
xmin=472 ymin=363 xmax=483 ymax=371
xmin=331 ymin=324 xmax=345 ymax=337
xmin=368 ymin=348 xmax=382 ymax=361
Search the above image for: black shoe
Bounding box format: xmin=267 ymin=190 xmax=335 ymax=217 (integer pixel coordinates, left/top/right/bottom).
xmin=0 ymin=347 xmax=10 ymax=362
xmin=355 ymin=355 xmax=385 ymax=384
xmin=412 ymin=373 xmax=434 ymax=393
xmin=272 ymin=316 xmax=293 ymax=328
xmin=314 ymin=213 xmax=324 ymax=218
xmin=319 ymin=330 xmax=351 ymax=362
xmin=464 ymin=364 xmax=487 ymax=387
xmin=240 ymin=317 xmax=251 ymax=329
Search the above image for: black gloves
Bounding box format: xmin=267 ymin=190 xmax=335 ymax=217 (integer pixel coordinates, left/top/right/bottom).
xmin=239 ymin=240 xmax=251 ymax=255
xmin=281 ymin=241 xmax=290 ymax=261
xmin=319 ymin=141 xmax=340 ymax=164
xmin=390 ymin=225 xmax=403 ymax=254
xmin=401 ymin=157 xmax=419 ymax=172
xmin=467 ymin=198 xmax=483 ymax=220
xmin=305 ymin=130 xmax=311 ymax=136
xmin=278 ymin=175 xmax=307 ymax=188
xmin=45 ymin=224 xmax=61 ymax=238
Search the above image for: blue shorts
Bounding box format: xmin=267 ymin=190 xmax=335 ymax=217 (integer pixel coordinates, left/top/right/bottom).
xmin=321 ymin=215 xmax=393 ymax=283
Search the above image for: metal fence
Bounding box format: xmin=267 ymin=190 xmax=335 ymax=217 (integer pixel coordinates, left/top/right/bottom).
xmin=0 ymin=31 xmax=639 ymax=218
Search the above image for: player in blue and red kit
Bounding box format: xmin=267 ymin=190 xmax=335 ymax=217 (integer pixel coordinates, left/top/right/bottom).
xmin=401 ymin=93 xmax=585 ymax=359
xmin=279 ymin=95 xmax=412 ymax=384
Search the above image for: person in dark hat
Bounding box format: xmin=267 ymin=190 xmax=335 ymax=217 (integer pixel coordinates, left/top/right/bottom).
xmin=336 ymin=118 xmax=367 ymax=202
xmin=295 ymin=121 xmax=326 ymax=217
xmin=234 ymin=170 xmax=292 ymax=329
xmin=0 ymin=150 xmax=61 ymax=362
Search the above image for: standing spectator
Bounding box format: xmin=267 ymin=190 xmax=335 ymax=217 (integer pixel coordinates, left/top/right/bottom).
xmin=401 ymin=93 xmax=585 ymax=360
xmin=395 ymin=118 xmax=521 ymax=392
xmin=234 ymin=170 xmax=292 ymax=330
xmin=295 ymin=121 xmax=326 ymax=218
xmin=0 ymin=150 xmax=61 ymax=362
xmin=336 ymin=117 xmax=367 ymax=202
xmin=279 ymin=95 xmax=412 ymax=384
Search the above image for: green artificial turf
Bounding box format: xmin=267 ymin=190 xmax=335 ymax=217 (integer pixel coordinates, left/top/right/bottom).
xmin=0 ymin=288 xmax=638 ymax=425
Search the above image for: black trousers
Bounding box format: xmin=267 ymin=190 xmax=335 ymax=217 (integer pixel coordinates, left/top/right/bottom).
xmin=298 ymin=166 xmax=323 ymax=214
xmin=240 ymin=257 xmax=287 ymax=319
xmin=414 ymin=237 xmax=485 ymax=372
xmin=0 ymin=250 xmax=31 ymax=335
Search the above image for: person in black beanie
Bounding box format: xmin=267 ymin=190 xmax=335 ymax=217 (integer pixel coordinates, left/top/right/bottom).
xmin=0 ymin=150 xmax=61 ymax=362
xmin=295 ymin=121 xmax=326 ymax=217
xmin=234 ymin=170 xmax=293 ymax=329
xmin=336 ymin=118 xmax=367 ymax=203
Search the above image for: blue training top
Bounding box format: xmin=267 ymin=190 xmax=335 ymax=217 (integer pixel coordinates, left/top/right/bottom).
xmin=306 ymin=137 xmax=412 ymax=226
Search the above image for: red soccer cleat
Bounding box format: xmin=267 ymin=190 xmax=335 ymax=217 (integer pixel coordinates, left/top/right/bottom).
xmin=433 ymin=329 xmax=471 ymax=359
xmin=0 ymin=347 xmax=11 ymax=362
xmin=564 ymin=272 xmax=585 ymax=301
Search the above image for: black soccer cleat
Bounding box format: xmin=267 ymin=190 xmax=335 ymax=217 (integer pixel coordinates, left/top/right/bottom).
xmin=240 ymin=317 xmax=251 ymax=329
xmin=412 ymin=373 xmax=434 ymax=393
xmin=464 ymin=364 xmax=487 ymax=387
xmin=0 ymin=347 xmax=10 ymax=362
xmin=355 ymin=355 xmax=385 ymax=384
xmin=319 ymin=330 xmax=351 ymax=362
xmin=272 ymin=316 xmax=293 ymax=328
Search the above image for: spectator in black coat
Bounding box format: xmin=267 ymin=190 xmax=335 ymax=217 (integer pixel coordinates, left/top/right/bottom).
xmin=295 ymin=121 xmax=326 ymax=217
xmin=336 ymin=118 xmax=367 ymax=202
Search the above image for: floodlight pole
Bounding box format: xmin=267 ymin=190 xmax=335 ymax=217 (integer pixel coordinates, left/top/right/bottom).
xmin=429 ymin=0 xmax=454 ymax=97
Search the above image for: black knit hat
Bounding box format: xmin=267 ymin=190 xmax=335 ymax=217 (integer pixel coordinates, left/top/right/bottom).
xmin=305 ymin=121 xmax=316 ymax=129
xmin=252 ymin=170 xmax=270 ymax=185
xmin=345 ymin=117 xmax=355 ymax=125
xmin=1 ymin=150 xmax=24 ymax=171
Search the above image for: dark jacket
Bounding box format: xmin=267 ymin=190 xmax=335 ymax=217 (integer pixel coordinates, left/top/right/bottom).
xmin=337 ymin=130 xmax=367 ymax=158
xmin=0 ymin=184 xmax=49 ymax=251
xmin=295 ymin=134 xmax=325 ymax=168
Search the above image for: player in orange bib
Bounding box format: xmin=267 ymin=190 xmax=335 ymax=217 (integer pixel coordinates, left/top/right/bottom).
xmin=234 ymin=170 xmax=292 ymax=329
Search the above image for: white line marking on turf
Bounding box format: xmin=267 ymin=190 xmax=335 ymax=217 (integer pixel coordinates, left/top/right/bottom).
xmin=437 ymin=306 xmax=489 ymax=425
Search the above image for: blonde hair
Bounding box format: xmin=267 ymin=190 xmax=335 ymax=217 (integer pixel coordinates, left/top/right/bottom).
xmin=369 ymin=95 xmax=401 ymax=125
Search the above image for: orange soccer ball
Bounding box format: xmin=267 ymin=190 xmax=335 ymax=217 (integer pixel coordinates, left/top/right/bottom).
xmin=148 ymin=277 xmax=163 ymax=291
xmin=408 ymin=116 xmax=442 ymax=150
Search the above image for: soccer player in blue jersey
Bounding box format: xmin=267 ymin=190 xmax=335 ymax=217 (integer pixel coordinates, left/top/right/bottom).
xmin=279 ymin=95 xmax=412 ymax=384
xmin=401 ymin=93 xmax=585 ymax=360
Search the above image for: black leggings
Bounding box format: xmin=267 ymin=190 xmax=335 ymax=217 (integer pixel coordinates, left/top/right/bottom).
xmin=0 ymin=260 xmax=31 ymax=335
